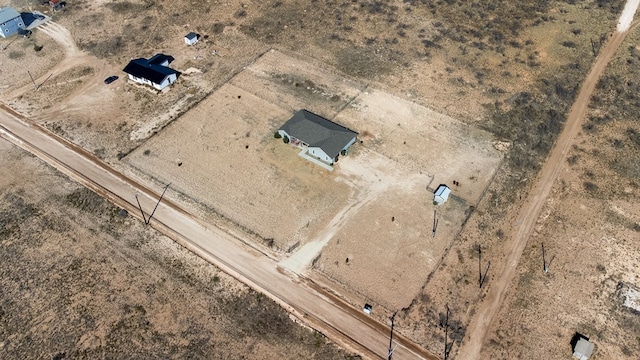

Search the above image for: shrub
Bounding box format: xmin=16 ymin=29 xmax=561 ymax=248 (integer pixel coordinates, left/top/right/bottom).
xmin=283 ymin=136 xmax=289 ymax=144
xmin=8 ymin=51 xmax=24 ymax=59
xmin=212 ymin=22 xmax=225 ymax=34
xmin=274 ymin=132 xmax=282 ymax=139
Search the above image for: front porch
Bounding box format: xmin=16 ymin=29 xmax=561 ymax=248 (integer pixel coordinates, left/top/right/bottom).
xmin=298 ymin=149 xmax=334 ymax=171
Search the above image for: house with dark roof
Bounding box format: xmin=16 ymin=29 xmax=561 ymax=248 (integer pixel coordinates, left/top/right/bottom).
xmin=0 ymin=7 xmax=25 ymax=38
xmin=278 ymin=109 xmax=358 ymax=166
xmin=122 ymin=54 xmax=178 ymax=91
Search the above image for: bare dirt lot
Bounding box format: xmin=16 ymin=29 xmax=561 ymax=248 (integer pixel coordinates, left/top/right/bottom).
xmin=0 ymin=140 xmax=356 ymax=360
xmin=124 ymin=49 xmax=502 ymax=313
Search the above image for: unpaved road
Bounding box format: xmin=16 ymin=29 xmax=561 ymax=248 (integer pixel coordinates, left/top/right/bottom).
xmin=455 ymin=27 xmax=630 ymax=360
xmin=2 ymin=22 xmax=90 ymax=101
xmin=0 ymin=104 xmax=437 ymax=360
xmin=1 ymin=21 xmax=437 ymax=360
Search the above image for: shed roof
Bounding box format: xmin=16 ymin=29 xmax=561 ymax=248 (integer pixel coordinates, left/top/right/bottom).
xmin=185 ymin=32 xmax=198 ymax=40
xmin=435 ymin=185 xmax=451 ymax=198
xmin=573 ymin=338 xmax=594 ymax=360
xmin=123 ymin=58 xmax=177 ymax=84
xmin=0 ymin=7 xmax=21 ymax=23
xmin=279 ymin=110 xmax=357 ymax=158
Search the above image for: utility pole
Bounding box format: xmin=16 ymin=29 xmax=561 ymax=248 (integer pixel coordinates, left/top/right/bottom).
xmin=2 ymin=36 xmax=18 ymax=50
xmin=541 ymin=243 xmax=555 ymax=273
xmin=135 ymin=194 xmax=147 ymax=224
xmin=542 ymin=243 xmax=547 ymax=273
xmin=28 ymin=71 xmax=37 ymax=90
xmin=134 ymin=183 xmax=170 ymax=225
xmin=147 ymin=183 xmax=170 ymax=224
xmin=478 ymin=244 xmax=482 ymax=287
xmin=443 ymin=304 xmax=450 ymax=360
xmin=388 ymin=311 xmax=397 ymax=360
xmin=478 ymin=244 xmax=490 ymax=288
xmin=480 ymin=261 xmax=491 ymax=288
xmin=37 ymin=73 xmax=54 ymax=91
xmin=432 ymin=210 xmax=438 ymax=237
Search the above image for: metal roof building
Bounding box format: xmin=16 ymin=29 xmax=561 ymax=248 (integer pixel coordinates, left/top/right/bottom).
xmin=434 ymin=185 xmax=451 ymax=205
xmin=0 ymin=7 xmax=25 ymax=38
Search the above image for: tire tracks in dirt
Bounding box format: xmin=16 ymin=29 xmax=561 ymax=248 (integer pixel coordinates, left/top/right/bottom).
xmin=0 ymin=100 xmax=437 ymax=360
xmin=455 ymin=26 xmax=631 ymax=360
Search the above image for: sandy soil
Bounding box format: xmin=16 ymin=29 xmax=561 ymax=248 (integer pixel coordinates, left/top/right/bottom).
xmin=313 ymin=150 xmax=469 ymax=311
xmin=123 ymin=82 xmax=353 ymax=250
xmin=1 ymin=0 xmax=636 ymax=359
xmin=123 ymin=50 xmax=501 ymax=313
xmin=0 ymin=139 xmax=355 ymax=360
xmin=617 ymin=0 xmax=640 ymax=32
xmin=456 ymin=28 xmax=630 ymax=360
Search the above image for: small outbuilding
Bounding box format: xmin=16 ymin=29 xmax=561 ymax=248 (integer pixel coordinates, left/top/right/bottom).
xmin=0 ymin=7 xmax=25 ymax=38
xmin=122 ymin=53 xmax=178 ymax=91
xmin=433 ymin=185 xmax=451 ymax=205
xmin=363 ymin=303 xmax=372 ymax=315
xmin=571 ymin=333 xmax=594 ymax=360
xmin=278 ymin=109 xmax=358 ymax=166
xmin=184 ymin=32 xmax=199 ymax=45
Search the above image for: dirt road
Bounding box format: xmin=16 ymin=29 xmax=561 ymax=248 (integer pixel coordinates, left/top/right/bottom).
xmin=455 ymin=28 xmax=630 ymax=360
xmin=1 ymin=22 xmax=90 ymax=101
xmin=0 ymin=104 xmax=438 ymax=360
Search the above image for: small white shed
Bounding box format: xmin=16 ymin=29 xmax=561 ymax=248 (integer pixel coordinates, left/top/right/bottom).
xmin=184 ymin=32 xmax=199 ymax=46
xmin=573 ymin=337 xmax=594 ymax=360
xmin=434 ymin=185 xmax=451 ymax=205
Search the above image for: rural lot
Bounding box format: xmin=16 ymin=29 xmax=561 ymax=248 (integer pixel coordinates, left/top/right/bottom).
xmin=1 ymin=0 xmax=639 ymax=359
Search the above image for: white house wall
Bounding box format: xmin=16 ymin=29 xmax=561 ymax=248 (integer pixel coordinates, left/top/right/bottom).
xmin=128 ymin=74 xmax=176 ymax=90
xmin=153 ymin=76 xmax=171 ymax=90
xmin=128 ymin=74 xmax=152 ymax=87
xmin=308 ymin=147 xmax=333 ymax=164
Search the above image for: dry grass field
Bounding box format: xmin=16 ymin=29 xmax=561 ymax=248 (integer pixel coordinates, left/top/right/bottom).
xmin=0 ymin=140 xmax=357 ymax=360
xmin=480 ymin=23 xmax=640 ymax=359
xmin=1 ymin=0 xmax=638 ymax=358
xmin=123 ymin=50 xmax=502 ymax=314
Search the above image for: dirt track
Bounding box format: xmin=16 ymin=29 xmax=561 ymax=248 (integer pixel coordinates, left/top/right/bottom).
xmin=455 ymin=27 xmax=630 ymax=360
xmin=0 ymin=20 xmax=441 ymax=360
xmin=0 ymin=103 xmax=438 ymax=360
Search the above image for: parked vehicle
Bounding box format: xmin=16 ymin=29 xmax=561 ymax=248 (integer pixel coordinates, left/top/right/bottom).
xmin=104 ymin=76 xmax=119 ymax=85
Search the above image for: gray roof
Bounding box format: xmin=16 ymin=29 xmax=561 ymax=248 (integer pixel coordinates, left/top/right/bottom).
xmin=435 ymin=185 xmax=450 ymax=197
xmin=279 ymin=110 xmax=357 ymax=158
xmin=573 ymin=338 xmax=594 ymax=359
xmin=185 ymin=32 xmax=198 ymax=40
xmin=0 ymin=7 xmax=21 ymax=23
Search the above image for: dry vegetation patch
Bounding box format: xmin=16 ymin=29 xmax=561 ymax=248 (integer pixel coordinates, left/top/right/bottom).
xmin=0 ymin=141 xmax=358 ymax=360
xmin=1 ymin=0 xmax=634 ymax=358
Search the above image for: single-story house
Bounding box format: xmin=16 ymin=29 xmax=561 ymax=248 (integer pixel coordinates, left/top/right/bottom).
xmin=278 ymin=109 xmax=358 ymax=165
xmin=434 ymin=185 xmax=451 ymax=205
xmin=571 ymin=333 xmax=594 ymax=360
xmin=184 ymin=32 xmax=199 ymax=46
xmin=0 ymin=7 xmax=25 ymax=38
xmin=122 ymin=53 xmax=178 ymax=91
